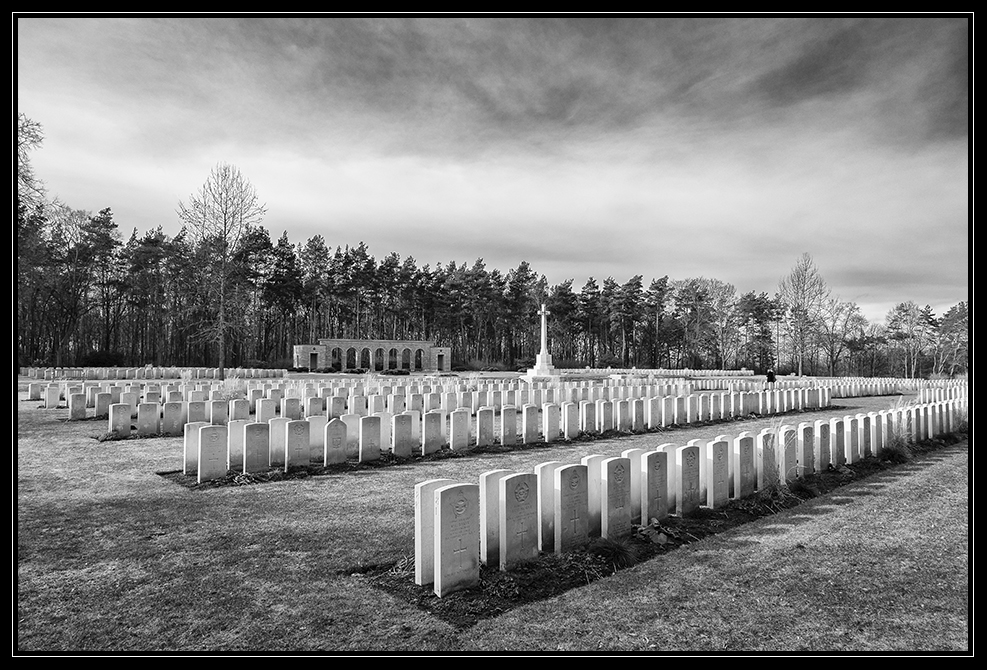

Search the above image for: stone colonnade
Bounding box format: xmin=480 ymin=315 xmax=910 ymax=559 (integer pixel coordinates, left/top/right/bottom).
xmin=293 ymin=339 xmax=451 ymax=372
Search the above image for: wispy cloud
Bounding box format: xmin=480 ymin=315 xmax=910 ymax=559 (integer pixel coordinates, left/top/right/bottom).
xmin=17 ymin=15 xmax=969 ymax=323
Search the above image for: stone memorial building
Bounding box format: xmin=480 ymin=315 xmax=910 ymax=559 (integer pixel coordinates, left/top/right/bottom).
xmin=293 ymin=338 xmax=451 ymax=372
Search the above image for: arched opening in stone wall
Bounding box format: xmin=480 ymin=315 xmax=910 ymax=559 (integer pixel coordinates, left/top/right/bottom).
xmin=388 ymin=348 xmax=398 ymax=370
xmin=401 ymin=348 xmax=411 ymax=370
xmin=374 ymin=347 xmax=385 ymax=371
xmin=330 ymin=348 xmax=342 ymax=371
xmin=414 ymin=349 xmax=424 ymax=371
xmin=346 ymin=348 xmax=357 ymax=369
xmin=360 ymin=348 xmax=372 ymax=369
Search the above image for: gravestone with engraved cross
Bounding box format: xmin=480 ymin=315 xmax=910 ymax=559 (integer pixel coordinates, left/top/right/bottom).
xmin=553 ymin=463 xmax=589 ymax=553
xmin=499 ymin=472 xmax=538 ymax=571
xmin=284 ymin=419 xmax=311 ymax=470
xmin=706 ymin=437 xmax=730 ymax=508
xmin=732 ymin=432 xmax=756 ymax=500
xmin=601 ymin=456 xmax=632 ymax=539
xmin=676 ymin=444 xmax=701 ymax=517
xmin=197 ymin=425 xmax=229 ymax=483
xmin=641 ymin=449 xmax=669 ymax=523
xmin=433 ymin=483 xmax=480 ymax=597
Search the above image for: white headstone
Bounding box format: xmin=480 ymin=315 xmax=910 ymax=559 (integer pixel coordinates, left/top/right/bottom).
xmin=268 ymin=417 xmax=290 ymax=467
xmin=553 ymin=463 xmax=589 ymax=553
xmin=675 ymin=444 xmax=701 ymax=517
xmin=307 ymin=415 xmax=327 ymax=460
xmin=534 ymin=461 xmax=564 ymax=553
xmin=475 ymin=407 xmax=494 ymax=447
xmin=620 ymin=448 xmax=647 ymax=524
xmin=542 ymin=403 xmax=561 ymax=442
xmin=327 ymin=396 xmax=347 ymax=420
xmin=243 ymin=422 xmax=269 ymax=473
xmin=414 ymin=478 xmax=456 ymax=586
xmin=797 ymin=422 xmax=815 ymax=477
xmin=391 ymin=414 xmax=414 ymax=457
xmin=449 ymin=408 xmax=471 ymax=450
xmin=421 ymin=411 xmax=444 ymax=454
xmin=229 ymin=398 xmax=250 ymax=422
xmin=756 ymin=428 xmax=779 ymax=490
xmin=254 ymin=398 xmax=276 ymax=424
xmin=339 ymin=413 xmax=361 ymax=458
xmin=109 ymin=403 xmax=132 ymax=437
xmin=705 ymin=437 xmax=730 ymax=509
xmin=183 ymin=421 xmax=210 ymax=474
xmin=615 ymin=399 xmax=632 ymax=432
xmin=187 ymin=400 xmax=208 ymax=424
xmin=579 ymin=400 xmax=596 ymax=434
xmin=596 ymin=399 xmax=614 ymax=432
xmin=433 ymin=483 xmax=480 ymax=597
xmin=136 ymin=402 xmax=159 ymax=436
xmin=197 ymin=425 xmax=228 ymax=483
xmin=324 ymin=418 xmax=347 ymax=465
xmin=813 ymin=420 xmax=831 ymax=471
xmin=499 ymin=405 xmax=517 ymax=446
xmin=521 ymin=404 xmax=539 ymax=443
xmin=284 ymin=419 xmax=311 ymax=470
xmin=226 ymin=419 xmax=248 ymax=471
xmin=641 ymin=449 xmax=669 ymax=523
xmin=601 ymin=457 xmax=632 ymax=539
xmin=830 ymin=418 xmax=846 ymax=466
xmin=631 ymin=397 xmax=646 ymax=431
xmin=562 ymin=402 xmax=579 ymax=440
xmin=499 ymin=473 xmax=538 ymax=571
xmin=580 ymin=454 xmax=607 ymax=538
xmin=732 ymin=432 xmax=756 ymax=500
xmin=358 ymin=415 xmax=381 ymax=462
xmin=68 ymin=393 xmax=87 ymax=420
xmin=845 ymin=416 xmax=860 ymax=464
xmin=479 ymin=469 xmax=513 ymax=567
xmin=779 ymin=425 xmax=798 ymax=483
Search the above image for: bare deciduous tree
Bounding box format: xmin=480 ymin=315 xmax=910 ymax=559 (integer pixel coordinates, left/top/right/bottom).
xmin=17 ymin=112 xmax=47 ymax=212
xmin=178 ymin=163 xmax=267 ymax=378
xmin=778 ymin=252 xmax=830 ymax=376
xmin=885 ymin=301 xmax=934 ymax=378
xmin=818 ymin=297 xmax=866 ymax=376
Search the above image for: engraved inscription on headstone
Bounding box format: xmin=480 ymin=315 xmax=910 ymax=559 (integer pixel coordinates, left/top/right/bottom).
xmin=433 ymin=483 xmax=480 ymax=597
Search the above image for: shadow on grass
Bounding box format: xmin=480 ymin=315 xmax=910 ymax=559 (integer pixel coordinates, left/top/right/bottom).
xmin=359 ymin=433 xmax=967 ymax=629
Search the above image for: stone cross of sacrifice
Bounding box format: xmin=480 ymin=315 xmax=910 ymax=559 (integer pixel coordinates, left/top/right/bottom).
xmin=538 ymin=304 xmax=550 ymax=357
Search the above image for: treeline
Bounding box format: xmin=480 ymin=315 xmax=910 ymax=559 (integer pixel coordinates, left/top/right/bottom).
xmin=16 ymin=115 xmax=967 ymax=378
xmin=16 ymin=202 xmax=968 ymax=378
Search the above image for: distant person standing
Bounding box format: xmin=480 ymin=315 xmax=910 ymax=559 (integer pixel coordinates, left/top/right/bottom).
xmin=766 ymin=368 xmax=776 ymax=390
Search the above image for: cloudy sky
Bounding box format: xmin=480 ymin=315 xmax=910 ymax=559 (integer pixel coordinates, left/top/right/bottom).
xmin=16 ymin=16 xmax=969 ymax=324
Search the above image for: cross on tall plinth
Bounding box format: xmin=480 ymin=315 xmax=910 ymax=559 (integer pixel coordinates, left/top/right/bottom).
xmin=526 ymin=303 xmax=558 ymax=381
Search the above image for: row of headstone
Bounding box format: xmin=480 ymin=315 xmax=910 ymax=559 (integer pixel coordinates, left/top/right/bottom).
xmin=305 ymin=388 xmax=826 ymax=459
xmin=37 ymin=372 xmax=895 ymax=418
xmin=557 ymin=368 xmax=755 ymax=377
xmin=23 ymin=366 xmax=286 ymax=380
xmin=414 ymin=397 xmax=966 ymax=597
xmin=65 ymin=380 xmax=838 ymax=457
xmin=25 ymin=372 xmax=793 ymax=409
xmin=180 ymin=416 xmax=341 ymax=482
xmin=50 ymin=372 xmax=838 ymax=447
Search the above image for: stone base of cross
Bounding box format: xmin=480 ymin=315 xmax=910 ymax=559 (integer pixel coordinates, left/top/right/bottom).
xmin=528 ymin=352 xmax=556 ymax=377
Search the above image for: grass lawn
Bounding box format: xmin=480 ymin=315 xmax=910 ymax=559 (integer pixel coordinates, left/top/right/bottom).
xmin=15 ymin=378 xmax=970 ymax=653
